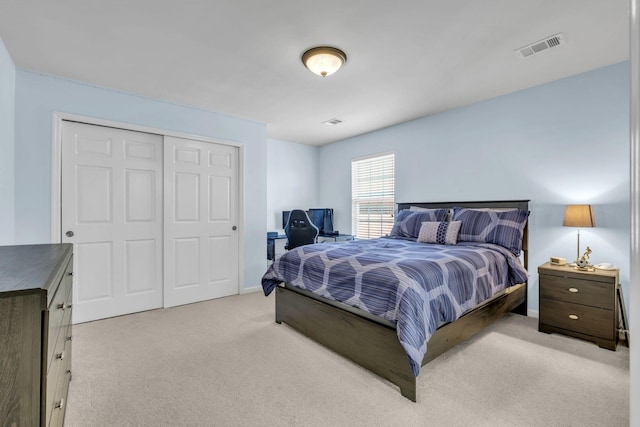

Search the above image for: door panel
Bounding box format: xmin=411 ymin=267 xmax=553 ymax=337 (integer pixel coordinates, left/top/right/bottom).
xmin=76 ymin=166 xmax=112 ymax=223
xmin=164 ymin=136 xmax=239 ymax=307
xmin=124 ymin=239 xmax=157 ymax=294
xmin=61 ymin=121 xmax=163 ymax=323
xmin=209 ymin=236 xmax=231 ymax=281
xmin=175 ymin=173 xmax=200 ymax=221
xmin=125 ymin=170 xmax=156 ymax=222
xmin=174 ymin=237 xmax=200 ymax=288
xmin=75 ymin=241 xmax=112 ymax=301
xmin=209 ymin=176 xmax=230 ymax=220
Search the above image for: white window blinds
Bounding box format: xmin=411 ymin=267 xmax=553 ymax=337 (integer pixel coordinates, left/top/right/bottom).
xmin=351 ymin=153 xmax=395 ymax=239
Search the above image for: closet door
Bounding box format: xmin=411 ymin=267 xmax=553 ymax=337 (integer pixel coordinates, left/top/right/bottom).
xmin=61 ymin=121 xmax=163 ymax=323
xmin=163 ymin=136 xmax=239 ymax=307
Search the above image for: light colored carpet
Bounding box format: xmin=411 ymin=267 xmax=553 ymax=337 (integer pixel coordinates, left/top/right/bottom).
xmin=64 ymin=292 xmax=629 ymax=427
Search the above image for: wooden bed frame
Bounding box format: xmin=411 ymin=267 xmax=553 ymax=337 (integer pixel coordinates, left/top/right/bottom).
xmin=274 ymin=200 xmax=529 ymax=402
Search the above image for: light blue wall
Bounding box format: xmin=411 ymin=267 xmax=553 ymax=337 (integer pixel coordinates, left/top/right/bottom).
xmin=0 ymin=38 xmax=15 ymax=245
xmin=13 ymin=69 xmax=268 ymax=290
xmin=318 ymin=62 xmax=630 ymax=315
xmin=266 ymin=138 xmax=319 ymax=232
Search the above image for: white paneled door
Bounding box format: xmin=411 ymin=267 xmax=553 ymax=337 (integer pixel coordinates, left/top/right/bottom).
xmin=163 ymin=136 xmax=239 ymax=307
xmin=60 ymin=122 xmax=240 ymax=323
xmin=61 ymin=121 xmax=163 ymax=323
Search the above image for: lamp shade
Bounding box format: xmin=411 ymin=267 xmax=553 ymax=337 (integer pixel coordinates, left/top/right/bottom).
xmin=563 ymin=204 xmax=595 ymax=227
xmin=301 ymin=46 xmax=347 ymax=77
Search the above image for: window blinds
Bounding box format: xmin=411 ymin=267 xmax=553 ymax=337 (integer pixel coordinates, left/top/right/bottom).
xmin=351 ymin=153 xmax=395 ymax=239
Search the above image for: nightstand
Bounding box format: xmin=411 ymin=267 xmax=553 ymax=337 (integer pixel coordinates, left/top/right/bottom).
xmin=538 ymin=262 xmax=619 ymax=350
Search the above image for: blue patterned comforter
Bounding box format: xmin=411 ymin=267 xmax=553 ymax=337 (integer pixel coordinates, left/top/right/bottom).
xmin=261 ymin=237 xmax=528 ymax=377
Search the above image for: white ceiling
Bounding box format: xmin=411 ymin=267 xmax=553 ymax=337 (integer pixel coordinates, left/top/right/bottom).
xmin=0 ymin=0 xmax=630 ymax=145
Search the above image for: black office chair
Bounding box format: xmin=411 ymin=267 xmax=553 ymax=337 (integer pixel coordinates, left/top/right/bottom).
xmin=284 ymin=209 xmax=319 ymax=250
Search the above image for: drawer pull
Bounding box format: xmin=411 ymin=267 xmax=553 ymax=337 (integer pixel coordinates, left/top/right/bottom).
xmin=55 ymin=398 xmax=64 ymax=410
xmin=57 ymin=302 xmax=66 ymax=310
xmin=568 ymin=287 xmax=579 ymax=293
xmin=56 ymin=351 xmax=65 ymax=360
xmin=66 ymin=335 xmax=73 ymax=342
xmin=68 ymin=271 xmax=73 ymax=276
xmin=569 ymin=314 xmax=579 ymax=320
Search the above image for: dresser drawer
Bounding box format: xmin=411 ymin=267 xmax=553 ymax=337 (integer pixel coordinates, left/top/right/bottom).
xmin=47 ymin=300 xmax=72 ymax=372
xmin=539 ymin=298 xmax=615 ymax=340
xmin=45 ymin=323 xmax=70 ymax=421
xmin=46 ymin=279 xmax=72 ymax=372
xmin=45 ymin=336 xmax=72 ymax=427
xmin=539 ymin=274 xmax=614 ymax=310
xmin=48 ymin=372 xmax=71 ymax=427
xmin=44 ymin=345 xmax=64 ymax=427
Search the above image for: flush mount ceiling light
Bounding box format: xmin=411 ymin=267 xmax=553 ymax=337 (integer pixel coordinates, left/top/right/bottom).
xmin=301 ymin=46 xmax=347 ymax=77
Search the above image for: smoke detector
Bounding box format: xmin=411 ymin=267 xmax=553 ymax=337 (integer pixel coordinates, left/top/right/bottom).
xmin=515 ymin=33 xmax=565 ymax=59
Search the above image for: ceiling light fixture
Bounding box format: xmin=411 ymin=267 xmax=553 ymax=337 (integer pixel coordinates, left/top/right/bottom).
xmin=301 ymin=46 xmax=347 ymax=77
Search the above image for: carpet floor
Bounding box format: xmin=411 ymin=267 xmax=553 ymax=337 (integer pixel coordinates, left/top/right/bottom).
xmin=64 ymin=291 xmax=629 ymax=426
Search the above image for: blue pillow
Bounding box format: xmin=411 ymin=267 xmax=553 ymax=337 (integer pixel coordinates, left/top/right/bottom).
xmin=452 ymin=207 xmax=529 ymax=255
xmin=390 ymin=209 xmax=449 ymax=238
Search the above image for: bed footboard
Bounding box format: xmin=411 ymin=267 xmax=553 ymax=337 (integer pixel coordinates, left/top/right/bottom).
xmin=275 ymin=286 xmax=418 ymax=401
xmin=422 ymin=283 xmax=526 ymax=364
xmin=275 ymin=282 xmax=526 ymax=402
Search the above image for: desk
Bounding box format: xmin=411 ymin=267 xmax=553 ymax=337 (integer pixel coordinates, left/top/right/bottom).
xmin=267 ymin=234 xmax=287 ymax=261
xmin=318 ymin=234 xmax=354 ymax=243
xmin=267 ymin=233 xmax=354 ymax=261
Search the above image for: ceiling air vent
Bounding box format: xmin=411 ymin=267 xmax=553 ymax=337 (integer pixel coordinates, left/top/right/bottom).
xmin=323 ymin=118 xmax=343 ymax=125
xmin=515 ymin=33 xmax=565 ymax=59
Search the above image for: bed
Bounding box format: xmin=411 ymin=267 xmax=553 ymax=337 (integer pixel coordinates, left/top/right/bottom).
xmin=261 ymin=200 xmax=529 ymax=401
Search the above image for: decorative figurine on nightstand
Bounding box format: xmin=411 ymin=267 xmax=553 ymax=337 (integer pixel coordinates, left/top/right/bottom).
xmin=575 ymin=246 xmax=595 ymax=271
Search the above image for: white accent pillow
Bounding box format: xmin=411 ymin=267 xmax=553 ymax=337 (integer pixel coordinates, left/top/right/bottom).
xmin=417 ymin=221 xmax=462 ymax=245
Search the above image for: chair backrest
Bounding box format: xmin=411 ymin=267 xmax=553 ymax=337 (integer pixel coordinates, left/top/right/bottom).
xmin=284 ymin=209 xmax=319 ymax=250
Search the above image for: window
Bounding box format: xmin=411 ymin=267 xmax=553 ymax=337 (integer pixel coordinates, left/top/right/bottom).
xmin=351 ymin=153 xmax=395 ymax=239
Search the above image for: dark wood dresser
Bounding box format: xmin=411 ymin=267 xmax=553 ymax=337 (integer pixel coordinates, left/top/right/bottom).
xmin=0 ymin=244 xmax=73 ymax=427
xmin=538 ymin=262 xmax=618 ymax=350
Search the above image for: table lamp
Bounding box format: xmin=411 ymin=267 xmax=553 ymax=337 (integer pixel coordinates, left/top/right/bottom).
xmin=563 ymin=204 xmax=595 ymax=262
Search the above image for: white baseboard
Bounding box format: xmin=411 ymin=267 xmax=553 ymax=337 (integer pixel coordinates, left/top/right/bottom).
xmin=241 ymin=285 xmax=263 ymax=294
xmin=527 ymin=308 xmax=539 ymax=318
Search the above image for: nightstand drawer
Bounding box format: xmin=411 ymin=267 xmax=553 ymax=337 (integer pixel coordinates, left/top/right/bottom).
xmin=539 ymin=298 xmax=614 ymax=340
xmin=539 ymin=274 xmax=614 ymax=310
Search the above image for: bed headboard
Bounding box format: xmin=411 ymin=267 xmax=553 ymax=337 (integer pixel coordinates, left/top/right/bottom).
xmin=396 ymin=200 xmax=530 ymax=270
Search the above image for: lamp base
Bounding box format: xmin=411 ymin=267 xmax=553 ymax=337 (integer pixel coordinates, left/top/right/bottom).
xmin=574 ymin=265 xmax=595 ymax=272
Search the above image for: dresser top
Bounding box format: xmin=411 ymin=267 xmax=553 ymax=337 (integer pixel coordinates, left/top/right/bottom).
xmin=0 ymin=244 xmax=73 ymax=294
